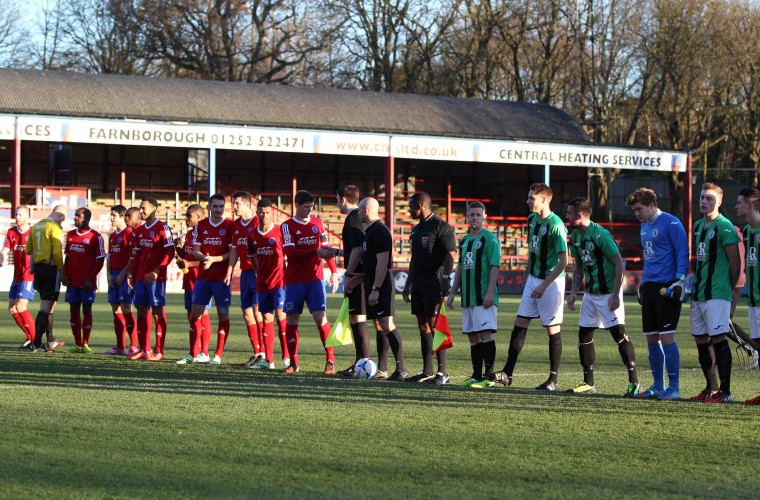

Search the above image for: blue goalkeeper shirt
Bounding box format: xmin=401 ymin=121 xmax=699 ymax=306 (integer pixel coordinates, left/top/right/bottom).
xmin=640 ymin=210 xmax=689 ymax=284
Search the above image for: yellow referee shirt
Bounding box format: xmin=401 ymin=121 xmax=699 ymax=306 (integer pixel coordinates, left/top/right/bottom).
xmin=25 ymin=218 xmax=65 ymax=274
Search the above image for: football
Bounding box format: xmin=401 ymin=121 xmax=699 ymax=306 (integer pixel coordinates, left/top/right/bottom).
xmin=353 ymin=358 xmax=378 ymax=380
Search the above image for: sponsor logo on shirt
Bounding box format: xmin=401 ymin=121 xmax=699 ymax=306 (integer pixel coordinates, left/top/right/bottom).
xmin=69 ymin=243 xmax=86 ymax=253
xmin=297 ymin=236 xmax=317 ymax=246
xmin=203 ymin=237 xmax=224 ymax=246
xmin=237 ymin=237 xmax=247 ymax=246
xmin=258 ymin=247 xmax=275 ymax=256
xmin=140 ymin=238 xmax=154 ymax=248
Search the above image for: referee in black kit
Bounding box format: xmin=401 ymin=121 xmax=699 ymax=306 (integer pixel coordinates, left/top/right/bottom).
xmin=402 ymin=192 xmax=457 ymax=384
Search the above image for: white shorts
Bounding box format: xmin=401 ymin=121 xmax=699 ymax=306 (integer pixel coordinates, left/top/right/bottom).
xmin=578 ymin=291 xmax=625 ymax=329
xmin=462 ymin=305 xmax=498 ymax=334
xmin=690 ymin=299 xmax=731 ymax=336
xmin=749 ymin=307 xmax=760 ymax=340
xmin=516 ymin=274 xmax=565 ymax=327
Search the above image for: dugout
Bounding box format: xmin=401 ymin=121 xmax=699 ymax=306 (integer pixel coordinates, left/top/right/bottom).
xmin=0 ymin=68 xmax=690 ymax=240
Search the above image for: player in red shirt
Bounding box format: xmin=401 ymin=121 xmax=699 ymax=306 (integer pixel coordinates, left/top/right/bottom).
xmin=128 ymin=197 xmax=175 ymax=361
xmin=246 ymin=198 xmax=289 ymax=370
xmin=117 ymin=206 xmax=142 ymax=355
xmin=226 ymin=191 xmax=265 ymax=366
xmin=64 ymin=207 xmax=107 ymax=352
xmin=1 ymin=205 xmax=38 ymax=348
xmin=104 ymin=205 xmax=134 ymax=355
xmin=190 ymin=194 xmax=233 ymax=365
xmin=175 ymin=204 xmax=213 ymax=364
xmin=281 ymin=190 xmax=339 ymax=374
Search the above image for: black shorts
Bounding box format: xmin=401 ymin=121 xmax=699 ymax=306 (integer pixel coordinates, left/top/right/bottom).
xmin=641 ymin=281 xmax=682 ymax=335
xmin=346 ymin=282 xmax=366 ymax=316
xmin=411 ymin=274 xmax=442 ymax=318
xmin=366 ymin=274 xmax=395 ymax=320
xmin=32 ymin=263 xmax=61 ymax=301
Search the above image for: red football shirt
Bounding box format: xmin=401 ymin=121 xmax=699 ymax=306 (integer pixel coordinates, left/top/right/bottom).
xmin=108 ymin=227 xmax=133 ymax=271
xmin=3 ymin=226 xmax=33 ymax=282
xmin=231 ymin=215 xmax=259 ymax=271
xmin=247 ymin=224 xmax=284 ymax=292
xmin=65 ymin=228 xmax=106 ymax=288
xmin=132 ymin=220 xmax=175 ymax=282
xmin=281 ymin=216 xmax=329 ymax=285
xmin=180 ymin=231 xmax=199 ymax=291
xmin=193 ymin=217 xmax=233 ymax=282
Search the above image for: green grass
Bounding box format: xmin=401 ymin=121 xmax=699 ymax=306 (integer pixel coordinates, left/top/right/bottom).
xmin=1 ymin=295 xmax=759 ymax=499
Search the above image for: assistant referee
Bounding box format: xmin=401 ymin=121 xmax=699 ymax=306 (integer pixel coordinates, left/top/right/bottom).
xmin=25 ymin=205 xmax=67 ymax=352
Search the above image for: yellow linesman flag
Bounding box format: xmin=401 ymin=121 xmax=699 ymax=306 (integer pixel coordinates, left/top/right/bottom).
xmin=432 ymin=299 xmax=453 ymax=352
xmin=325 ymin=297 xmax=353 ymax=347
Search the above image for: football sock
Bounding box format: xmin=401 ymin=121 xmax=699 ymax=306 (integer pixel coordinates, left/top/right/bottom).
xmin=662 ymin=341 xmax=680 ymax=391
xmin=482 ymin=339 xmax=496 ymax=375
xmin=286 ymin=323 xmax=299 ymax=366
xmin=82 ymin=313 xmax=93 ymax=345
xmin=46 ymin=313 xmax=55 ymax=343
xmin=190 ymin=316 xmax=203 ymax=357
xmin=138 ymin=314 xmax=153 ymax=352
xmin=278 ymin=319 xmax=289 ymax=359
xmin=388 ymin=329 xmax=405 ymax=372
xmin=352 ymin=322 xmax=371 ymax=359
xmin=471 ymin=342 xmax=485 ymax=380
xmin=696 ymin=342 xmax=718 ymax=390
xmin=420 ymin=332 xmax=434 ymax=375
xmin=503 ymin=326 xmax=527 ymax=376
xmin=578 ymin=328 xmax=595 ymax=385
xmin=214 ymin=319 xmax=231 ymax=357
xmin=263 ymin=322 xmax=275 ymax=363
xmin=155 ymin=311 xmax=167 ymax=354
xmin=33 ymin=311 xmax=49 ymax=347
xmin=610 ymin=325 xmax=638 ymax=383
xmin=70 ymin=311 xmax=83 ymax=347
xmin=20 ymin=310 xmax=36 ymax=341
xmin=318 ymin=323 xmax=335 ymax=362
xmin=113 ymin=312 xmax=126 ymax=350
xmin=713 ymin=339 xmax=732 ymax=394
xmin=124 ymin=311 xmax=137 ymax=348
xmin=11 ymin=312 xmax=30 ymax=341
xmin=436 ymin=346 xmax=448 ymax=374
xmin=201 ymin=314 xmax=212 ymax=355
xmin=376 ymin=330 xmax=390 ymax=371
xmin=647 ymin=342 xmax=666 ymax=391
xmin=352 ymin=323 xmax=362 ymax=360
xmin=247 ymin=323 xmax=260 ymax=353
xmin=257 ymin=322 xmax=265 ymax=356
xmin=548 ymin=333 xmax=562 ymax=384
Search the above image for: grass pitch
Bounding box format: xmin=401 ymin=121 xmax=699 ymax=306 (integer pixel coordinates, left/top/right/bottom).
xmin=1 ymin=295 xmax=758 ymax=499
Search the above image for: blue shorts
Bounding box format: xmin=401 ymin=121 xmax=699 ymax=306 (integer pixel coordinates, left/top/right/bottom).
xmin=258 ymin=288 xmax=285 ymax=314
xmin=65 ymin=286 xmax=96 ymax=305
xmin=185 ymin=290 xmax=212 ymax=312
xmin=107 ymin=270 xmax=133 ymax=304
xmin=284 ymin=280 xmax=326 ymax=314
xmin=133 ymin=280 xmax=166 ymax=307
xmin=193 ymin=280 xmax=231 ymax=307
xmin=239 ymin=270 xmax=259 ymax=310
xmin=9 ymin=281 xmax=35 ymax=301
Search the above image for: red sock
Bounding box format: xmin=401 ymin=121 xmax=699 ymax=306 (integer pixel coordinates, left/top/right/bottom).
xmin=319 ymin=322 xmax=335 ymax=362
xmin=82 ymin=313 xmax=93 ymax=344
xmin=278 ymin=319 xmax=289 ymax=359
xmin=137 ymin=314 xmax=153 ymax=352
xmin=286 ymin=323 xmax=299 ymax=366
xmin=247 ymin=323 xmax=260 ymax=353
xmin=201 ymin=314 xmax=212 ymax=355
xmin=214 ymin=319 xmax=231 ymax=357
xmin=155 ymin=311 xmax=167 ymax=354
xmin=11 ymin=312 xmax=31 ymax=341
xmin=263 ymin=322 xmax=275 ymax=363
xmin=257 ymin=321 xmax=264 ymax=353
xmin=190 ymin=316 xmax=203 ymax=357
xmin=70 ymin=312 xmax=83 ymax=347
xmin=136 ymin=314 xmax=146 ymax=351
xmin=113 ymin=312 xmax=126 ymax=349
xmin=20 ymin=310 xmax=36 ymax=341
xmin=124 ymin=311 xmax=137 ymax=349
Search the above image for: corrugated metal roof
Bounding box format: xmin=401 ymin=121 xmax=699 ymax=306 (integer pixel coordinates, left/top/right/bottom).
xmin=0 ymin=69 xmax=590 ymax=143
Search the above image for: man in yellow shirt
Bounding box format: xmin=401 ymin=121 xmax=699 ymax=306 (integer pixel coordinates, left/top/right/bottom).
xmin=25 ymin=205 xmax=67 ymax=352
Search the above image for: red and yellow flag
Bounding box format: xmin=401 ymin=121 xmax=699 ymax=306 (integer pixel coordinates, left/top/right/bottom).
xmin=432 ymin=300 xmax=453 ymax=352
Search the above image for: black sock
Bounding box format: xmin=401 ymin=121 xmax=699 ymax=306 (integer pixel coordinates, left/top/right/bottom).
xmin=46 ymin=313 xmax=55 ymax=342
xmin=351 ymin=323 xmax=362 ymax=360
xmin=713 ymin=339 xmax=732 ymax=394
xmin=34 ymin=311 xmax=49 ymax=347
xmin=504 ymin=327 xmax=527 ymax=376
xmin=352 ymin=322 xmax=371 ymax=359
xmin=420 ymin=333 xmax=434 ymax=375
xmin=548 ymin=333 xmax=562 ymax=384
xmin=609 ymin=326 xmax=638 ymax=383
xmin=471 ymin=342 xmax=485 ymax=380
xmin=578 ymin=328 xmax=595 ymax=386
xmin=388 ymin=329 xmax=405 ymax=372
xmin=376 ymin=330 xmax=389 ymax=372
xmin=436 ymin=349 xmax=448 ymax=375
xmin=696 ymin=341 xmax=719 ymax=391
xmin=482 ymin=340 xmax=496 ymax=375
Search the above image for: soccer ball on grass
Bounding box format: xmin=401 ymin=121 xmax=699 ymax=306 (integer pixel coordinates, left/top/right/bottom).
xmin=353 ymin=358 xmax=378 ymax=380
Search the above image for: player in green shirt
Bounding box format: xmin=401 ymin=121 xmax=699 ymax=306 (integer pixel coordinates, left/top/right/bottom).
xmin=565 ymin=197 xmax=639 ymax=396
xmin=689 ymin=182 xmax=740 ymax=403
xmin=447 ymin=202 xmax=501 ymax=388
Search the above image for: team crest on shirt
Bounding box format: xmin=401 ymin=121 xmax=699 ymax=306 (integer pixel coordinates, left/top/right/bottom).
xmin=362 ymin=241 xmax=367 ymax=251
xmin=708 ymin=230 xmax=715 ymax=239
xmin=540 ymin=227 xmax=547 ymax=235
xmin=475 ymin=240 xmax=483 ymax=249
xmin=83 ymin=238 xmax=89 ymax=244
xmin=586 ymin=242 xmax=595 ymax=251
xmin=248 ymin=227 xmax=253 ymax=232
xmin=756 ymin=235 xmax=760 ymax=244
xmin=652 ymin=229 xmax=659 ymax=237
xmin=117 ymin=237 xmax=122 ymax=243
xmin=268 ymin=237 xmax=275 ymax=244
xmin=312 ymin=226 xmax=319 ymax=233
xmin=219 ymin=229 xmax=226 ymax=236
xmin=150 ymin=231 xmax=155 ymax=237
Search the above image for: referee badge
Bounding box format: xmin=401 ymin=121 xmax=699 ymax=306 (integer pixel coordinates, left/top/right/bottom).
xmin=421 ymin=236 xmax=429 ymax=248
xmin=362 ymin=242 xmax=367 ymax=251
